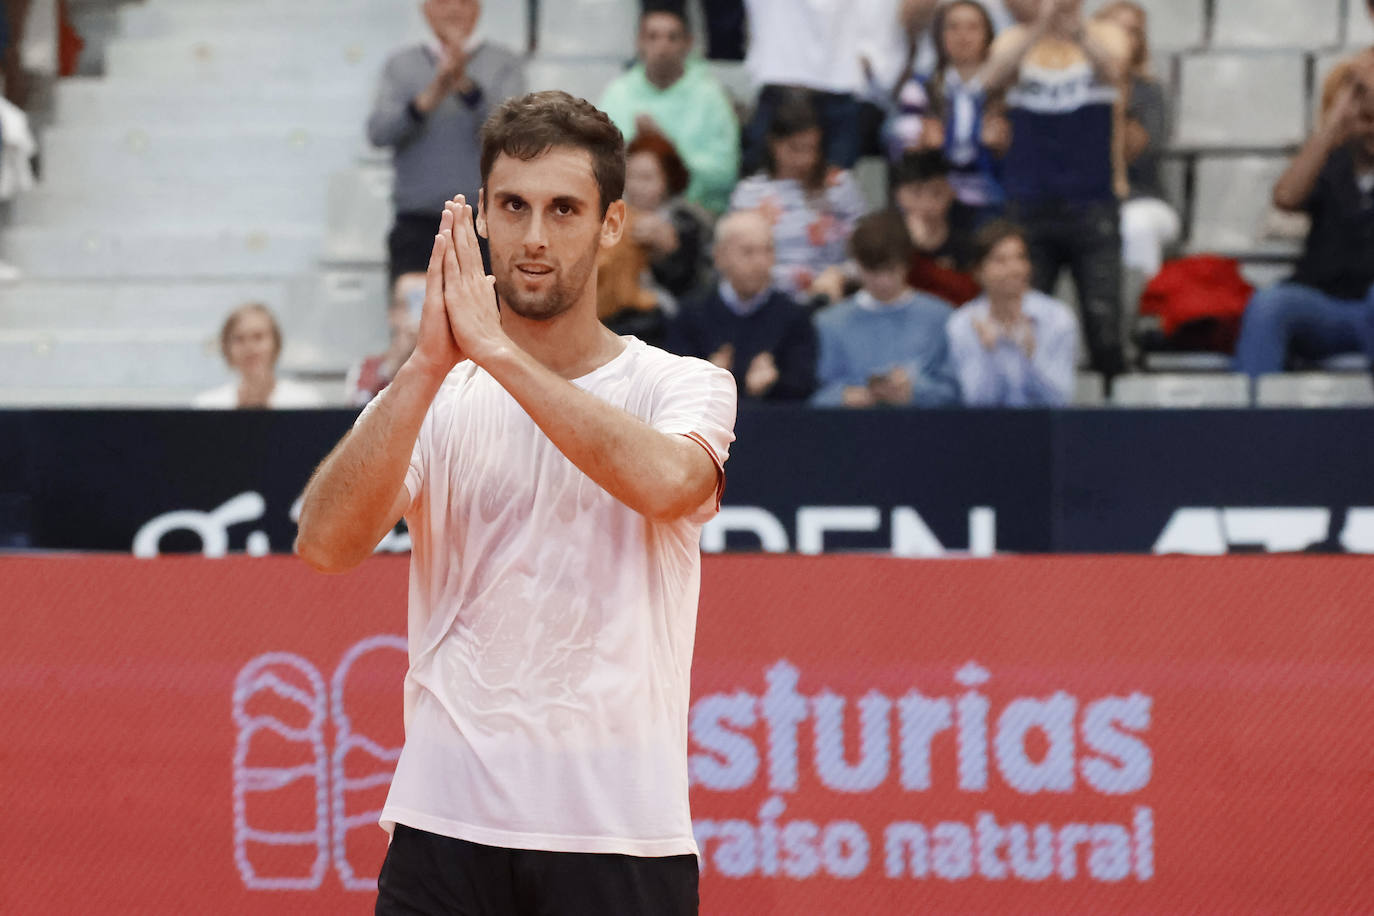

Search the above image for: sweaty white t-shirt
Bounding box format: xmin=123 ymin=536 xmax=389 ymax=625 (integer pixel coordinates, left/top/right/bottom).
xmin=378 ymin=337 xmax=737 ymax=857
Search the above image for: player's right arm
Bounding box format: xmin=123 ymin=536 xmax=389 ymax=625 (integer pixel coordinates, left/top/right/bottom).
xmin=294 ymin=207 xmax=467 ymax=574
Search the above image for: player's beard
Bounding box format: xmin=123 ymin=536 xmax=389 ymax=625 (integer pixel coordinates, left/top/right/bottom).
xmin=494 ymin=237 xmax=600 ymax=322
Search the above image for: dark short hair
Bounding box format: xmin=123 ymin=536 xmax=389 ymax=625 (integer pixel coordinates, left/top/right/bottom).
xmin=762 ymin=89 xmax=828 ymax=190
xmin=849 ymin=209 xmax=915 ymax=271
xmin=969 ymin=219 xmax=1029 ymax=268
xmin=626 ymin=130 xmax=691 ymax=198
xmin=480 ymin=91 xmax=627 ymax=215
xmin=219 ymin=302 xmax=281 ymax=364
xmin=640 ymin=0 xmax=689 ymax=29
xmin=892 ymin=150 xmax=951 ymax=189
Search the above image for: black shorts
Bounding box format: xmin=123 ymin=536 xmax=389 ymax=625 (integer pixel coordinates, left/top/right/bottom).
xmin=375 ymin=823 xmax=699 ymax=916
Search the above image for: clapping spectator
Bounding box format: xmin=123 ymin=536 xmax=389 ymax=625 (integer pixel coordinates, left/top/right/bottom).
xmin=730 ymin=91 xmax=868 ymax=304
xmin=666 ymin=211 xmax=817 ymax=400
xmin=1094 ymin=1 xmax=1178 ymax=281
xmin=947 ymin=221 xmax=1077 ymax=406
xmin=982 ymin=0 xmax=1130 ymax=377
xmin=600 ymin=2 xmax=740 ymax=213
xmin=623 ymin=132 xmax=710 ymax=300
xmin=888 ymin=0 xmax=1009 ymax=224
xmin=1233 ymin=79 xmax=1374 ymax=376
xmin=894 ymin=151 xmax=982 ymax=305
xmin=367 ymin=0 xmax=525 ymax=282
xmin=345 ymin=273 xmax=424 ymax=406
xmin=812 ymin=210 xmax=959 ymax=407
xmin=194 ymin=304 xmax=324 ymax=409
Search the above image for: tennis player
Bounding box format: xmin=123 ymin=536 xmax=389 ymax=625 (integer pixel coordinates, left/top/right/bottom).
xmin=295 ymin=91 xmax=737 ymax=914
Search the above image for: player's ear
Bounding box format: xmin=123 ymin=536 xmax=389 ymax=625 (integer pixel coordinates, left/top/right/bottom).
xmin=475 ymin=189 xmax=489 ymax=239
xmin=600 ymin=198 xmax=626 ymax=249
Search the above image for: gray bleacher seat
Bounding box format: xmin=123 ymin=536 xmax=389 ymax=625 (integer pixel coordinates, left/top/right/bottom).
xmin=1083 ymin=0 xmax=1205 ymax=50
xmin=0 ymin=279 xmax=293 ymax=332
xmin=3 ymin=225 xmax=322 ymax=279
xmin=707 ymin=60 xmax=756 ymax=111
xmin=1074 ymin=373 xmax=1106 ymax=407
xmin=1111 ymin=373 xmax=1251 ymax=407
xmin=279 ymin=269 xmax=390 ymax=376
xmin=0 ymin=329 xmax=220 ymax=390
xmin=1211 ymin=0 xmax=1341 ymax=50
xmin=537 ymin=0 xmax=636 ymax=59
xmin=1175 ymin=52 xmax=1306 ymax=149
xmin=1188 ymin=155 xmax=1297 ymax=255
xmin=1255 ymin=373 xmax=1374 ymax=407
xmin=526 ymin=55 xmax=627 ymax=104
xmin=1347 ymin=0 xmax=1374 ymax=46
xmin=103 ymin=33 xmax=393 ymax=85
xmin=54 ymin=79 xmax=369 ymax=129
xmin=1140 ymin=351 xmax=1232 ymax=372
xmin=321 ymin=165 xmax=393 ymax=265
xmin=10 ymin=182 xmax=329 ymax=229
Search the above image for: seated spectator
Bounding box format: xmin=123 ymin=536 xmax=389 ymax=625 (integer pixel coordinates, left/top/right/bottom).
xmin=730 ymin=91 xmax=868 ymax=304
xmin=888 ymin=0 xmax=1009 ymax=224
xmin=812 ymin=210 xmax=959 ymax=408
xmin=623 ymin=131 xmax=710 ymax=300
xmin=982 ymin=0 xmax=1130 ymax=378
xmin=366 ymin=0 xmax=526 ymax=282
xmin=599 ymin=2 xmax=740 ymax=213
xmin=666 ymin=211 xmax=817 ymax=400
xmin=345 ymin=272 xmax=424 ymax=406
xmin=1233 ymin=80 xmax=1374 ymax=376
xmin=596 ymin=209 xmax=665 ymax=344
xmin=195 ymin=304 xmax=324 ymax=409
xmin=1094 ymin=1 xmax=1178 ymax=281
xmin=893 ymin=151 xmax=982 ymax=305
xmin=947 ymin=221 xmax=1077 ymax=406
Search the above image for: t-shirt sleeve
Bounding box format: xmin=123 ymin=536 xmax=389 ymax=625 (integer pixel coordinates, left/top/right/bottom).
xmin=353 ymin=393 xmax=429 ymax=516
xmin=649 ymin=356 xmax=739 ymax=524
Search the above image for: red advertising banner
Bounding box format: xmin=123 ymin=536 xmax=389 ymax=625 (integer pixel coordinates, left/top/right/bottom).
xmin=2 ymin=555 xmax=1372 ymax=914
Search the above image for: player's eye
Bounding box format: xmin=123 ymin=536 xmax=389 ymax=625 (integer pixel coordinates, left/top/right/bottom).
xmin=555 ymin=204 xmax=575 ymax=216
xmin=505 ymin=199 xmax=525 ymax=212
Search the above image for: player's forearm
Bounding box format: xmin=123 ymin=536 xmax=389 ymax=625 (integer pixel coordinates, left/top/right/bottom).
xmin=481 ymin=344 xmax=715 ymax=521
xmin=295 ymin=358 xmax=447 ymax=571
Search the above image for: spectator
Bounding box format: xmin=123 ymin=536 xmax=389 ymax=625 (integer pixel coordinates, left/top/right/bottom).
xmin=623 ymin=131 xmax=710 ymax=300
xmin=600 ymin=2 xmax=739 ymax=213
xmin=194 ymin=304 xmax=324 ymax=409
xmin=1233 ymin=80 xmax=1374 ymax=376
xmin=1094 ymin=1 xmax=1178 ymax=281
xmin=366 ymin=0 xmax=525 ymax=282
xmin=345 ymin=272 xmax=425 ymax=406
xmin=888 ymin=0 xmax=1009 ymax=224
xmin=666 ymin=211 xmax=817 ymax=400
xmin=730 ymin=91 xmax=868 ymax=304
xmin=947 ymin=221 xmax=1077 ymax=406
xmin=812 ymin=210 xmax=959 ymax=407
xmin=893 ymin=150 xmax=982 ymax=305
xmin=981 ymin=0 xmax=1130 ymax=378
xmin=641 ymin=0 xmax=747 ymax=61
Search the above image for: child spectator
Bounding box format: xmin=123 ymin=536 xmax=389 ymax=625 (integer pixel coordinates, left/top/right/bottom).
xmin=730 ymin=91 xmax=868 ymax=305
xmin=666 ymin=211 xmax=817 ymax=400
xmin=893 ymin=151 xmax=983 ymax=305
xmin=345 ymin=273 xmax=424 ymax=406
xmin=194 ymin=304 xmax=324 ymax=409
xmin=812 ymin=210 xmax=960 ymax=407
xmin=1233 ymin=79 xmax=1374 ymax=376
xmin=1094 ymin=1 xmax=1178 ymax=280
xmin=947 ymin=221 xmax=1077 ymax=406
xmin=981 ymin=0 xmax=1130 ymax=378
xmin=888 ymin=0 xmax=1009 ymax=224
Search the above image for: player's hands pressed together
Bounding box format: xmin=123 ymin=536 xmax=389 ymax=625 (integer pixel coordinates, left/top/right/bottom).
xmin=438 ymin=195 xmax=506 ymax=366
xmin=407 ymin=199 xmax=469 ymax=380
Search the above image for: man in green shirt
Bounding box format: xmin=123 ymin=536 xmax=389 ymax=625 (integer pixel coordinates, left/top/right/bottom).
xmin=599 ymin=3 xmax=740 ymax=213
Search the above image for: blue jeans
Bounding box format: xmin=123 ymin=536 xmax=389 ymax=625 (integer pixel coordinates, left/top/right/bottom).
xmin=1232 ymin=282 xmax=1374 ymax=376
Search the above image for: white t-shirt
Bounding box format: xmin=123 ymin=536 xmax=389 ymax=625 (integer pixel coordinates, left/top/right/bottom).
xmin=191 ymin=377 xmax=324 ymax=408
xmin=378 ymin=337 xmax=737 ymax=857
xmin=745 ymin=0 xmax=866 ymax=94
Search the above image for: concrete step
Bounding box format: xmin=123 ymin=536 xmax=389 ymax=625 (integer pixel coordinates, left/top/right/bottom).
xmin=0 ymin=328 xmax=223 ymax=389
xmin=104 ymin=34 xmax=399 ymax=82
xmin=3 ymin=226 xmax=322 ymax=279
xmin=0 ymin=279 xmax=296 ymax=331
xmin=54 ymin=78 xmax=370 ymax=128
xmin=10 ymin=181 xmax=330 ymax=228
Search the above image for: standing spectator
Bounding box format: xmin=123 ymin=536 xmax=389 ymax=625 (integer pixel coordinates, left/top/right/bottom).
xmin=194 ymin=304 xmax=324 ymax=409
xmin=1233 ymin=82 xmax=1374 ymax=376
xmin=730 ymin=91 xmax=868 ymax=304
xmin=888 ymin=0 xmax=1009 ymax=224
xmin=812 ymin=210 xmax=960 ymax=407
xmin=367 ymin=0 xmax=525 ymax=282
xmin=1094 ymin=1 xmax=1178 ymax=280
xmin=642 ymin=0 xmax=747 ymax=61
xmin=667 ymin=211 xmax=817 ymax=400
xmin=981 ymin=0 xmax=1130 ymax=378
xmin=600 ymin=2 xmax=739 ymax=213
xmin=623 ymin=131 xmax=710 ymax=300
xmin=346 ymin=273 xmax=425 ymax=406
xmin=947 ymin=221 xmax=1078 ymax=406
xmin=893 ymin=150 xmax=983 ymax=305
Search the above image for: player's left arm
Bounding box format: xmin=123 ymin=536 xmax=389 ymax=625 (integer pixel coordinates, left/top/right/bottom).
xmin=438 ymin=200 xmax=729 ymax=522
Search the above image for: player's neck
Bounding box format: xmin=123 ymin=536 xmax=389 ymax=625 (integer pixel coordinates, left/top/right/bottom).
xmin=500 ymin=296 xmax=625 ymax=380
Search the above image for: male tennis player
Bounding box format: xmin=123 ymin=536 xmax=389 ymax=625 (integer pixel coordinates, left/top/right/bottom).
xmin=295 ymin=91 xmax=737 ymax=914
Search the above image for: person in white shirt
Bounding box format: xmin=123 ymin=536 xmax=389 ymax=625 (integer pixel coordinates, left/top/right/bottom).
xmin=295 ymin=91 xmax=737 ymax=915
xmin=193 ymin=303 xmax=324 ymax=409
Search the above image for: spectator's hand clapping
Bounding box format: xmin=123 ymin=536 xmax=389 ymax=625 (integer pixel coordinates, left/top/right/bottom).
xmin=808 ymin=266 xmax=848 ymax=303
xmin=1324 ymin=81 xmax=1364 ymax=142
xmin=870 ymin=367 xmax=914 ymax=406
xmin=745 ymin=352 xmax=780 ymax=397
xmin=981 ymin=113 xmax=1012 ymax=155
xmin=974 ymin=315 xmax=1001 ymax=351
xmin=635 ymin=113 xmax=664 ymax=138
xmin=708 ymin=343 xmax=735 ymax=371
xmin=843 ymin=385 xmax=878 ymax=408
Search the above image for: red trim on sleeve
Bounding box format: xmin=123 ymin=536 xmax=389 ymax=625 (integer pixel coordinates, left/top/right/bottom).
xmin=681 ymin=431 xmax=726 ymax=512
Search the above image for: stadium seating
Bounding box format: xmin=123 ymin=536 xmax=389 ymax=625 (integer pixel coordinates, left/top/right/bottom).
xmin=526 ymin=55 xmax=627 ymax=103
xmin=1255 ymin=373 xmax=1374 ymax=407
xmin=1175 ymin=52 xmax=1307 ymax=149
xmin=1084 ymin=0 xmax=1206 ymax=50
xmin=1074 ymin=372 xmax=1107 ymax=407
xmin=536 ymin=0 xmax=637 ymax=60
xmin=1211 ymin=0 xmax=1342 ymax=50
xmin=1187 ymin=154 xmax=1297 ymax=255
xmin=1110 ymin=373 xmax=1251 ymax=407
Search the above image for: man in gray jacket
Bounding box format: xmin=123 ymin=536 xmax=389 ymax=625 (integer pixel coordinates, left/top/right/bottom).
xmin=367 ymin=0 xmax=526 ymax=282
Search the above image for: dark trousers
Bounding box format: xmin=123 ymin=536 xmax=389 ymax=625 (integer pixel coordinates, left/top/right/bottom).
xmin=743 ymin=84 xmax=862 ymax=174
xmin=389 ymin=209 xmax=491 ymax=286
xmin=375 ymin=823 xmax=700 ymax=916
xmin=1009 ymin=198 xmax=1125 ymax=377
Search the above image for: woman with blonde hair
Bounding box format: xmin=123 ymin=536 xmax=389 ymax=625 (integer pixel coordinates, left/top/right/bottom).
xmin=193 ymin=303 xmax=324 ymax=408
